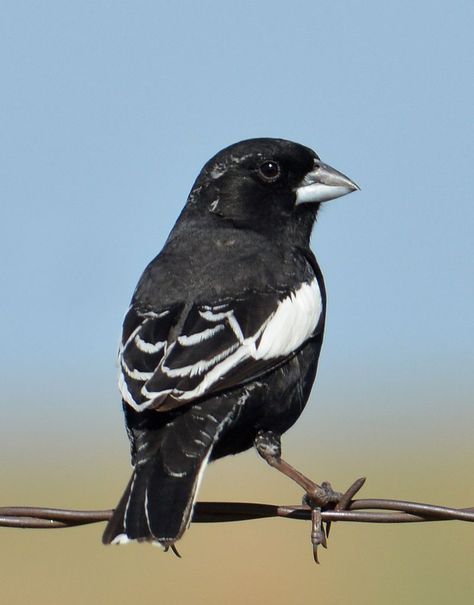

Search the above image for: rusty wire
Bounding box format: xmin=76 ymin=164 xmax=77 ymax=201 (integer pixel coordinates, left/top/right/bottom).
xmin=2 ymin=493 xmax=473 ymax=563
xmin=1 ymin=497 xmax=473 ymax=529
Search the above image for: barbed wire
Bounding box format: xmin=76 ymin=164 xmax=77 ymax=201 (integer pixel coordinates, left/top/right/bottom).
xmin=2 ymin=491 xmax=473 ymax=562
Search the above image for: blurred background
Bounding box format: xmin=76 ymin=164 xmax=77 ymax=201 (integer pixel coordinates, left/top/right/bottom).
xmin=1 ymin=1 xmax=473 ymax=603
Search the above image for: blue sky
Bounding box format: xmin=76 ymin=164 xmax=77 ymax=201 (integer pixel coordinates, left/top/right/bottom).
xmin=1 ymin=1 xmax=473 ymax=448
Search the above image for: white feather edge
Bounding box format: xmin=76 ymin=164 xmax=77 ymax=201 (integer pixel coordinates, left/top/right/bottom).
xmin=120 ymin=278 xmax=322 ymax=410
xmin=109 ymin=394 xmax=244 ymax=547
xmin=110 ymin=449 xmax=212 ymax=548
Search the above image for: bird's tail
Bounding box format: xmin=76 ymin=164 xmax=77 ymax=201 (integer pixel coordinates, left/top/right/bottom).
xmin=102 ymin=445 xmax=211 ymax=547
xmin=102 ymin=398 xmax=236 ymax=547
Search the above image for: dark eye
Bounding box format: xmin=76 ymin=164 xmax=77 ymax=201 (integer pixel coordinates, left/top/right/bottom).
xmin=258 ymin=160 xmax=281 ymax=182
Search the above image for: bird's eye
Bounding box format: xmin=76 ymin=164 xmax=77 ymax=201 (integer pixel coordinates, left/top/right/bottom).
xmin=258 ymin=160 xmax=281 ymax=182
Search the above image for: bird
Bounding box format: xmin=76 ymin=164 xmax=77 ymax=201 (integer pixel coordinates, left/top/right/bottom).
xmin=102 ymin=137 xmax=359 ymax=550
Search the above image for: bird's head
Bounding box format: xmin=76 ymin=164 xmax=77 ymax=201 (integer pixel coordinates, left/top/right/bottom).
xmin=185 ymin=138 xmax=359 ymax=242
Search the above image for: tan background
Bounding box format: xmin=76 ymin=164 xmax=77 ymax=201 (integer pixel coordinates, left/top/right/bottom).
xmin=2 ymin=394 xmax=472 ymax=605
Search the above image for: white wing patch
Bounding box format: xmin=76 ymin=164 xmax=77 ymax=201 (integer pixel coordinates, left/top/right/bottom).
xmin=119 ymin=279 xmax=322 ymax=412
xmin=256 ymin=279 xmax=322 ymax=359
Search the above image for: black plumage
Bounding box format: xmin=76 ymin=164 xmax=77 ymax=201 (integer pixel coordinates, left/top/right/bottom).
xmin=103 ymin=138 xmax=358 ymax=547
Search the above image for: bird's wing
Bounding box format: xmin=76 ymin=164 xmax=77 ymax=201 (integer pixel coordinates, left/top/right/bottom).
xmin=119 ymin=278 xmax=323 ymax=412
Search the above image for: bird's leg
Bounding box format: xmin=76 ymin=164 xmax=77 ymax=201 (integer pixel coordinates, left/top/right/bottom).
xmin=254 ymin=429 xmax=338 ymax=563
xmin=254 ymin=430 xmax=341 ymax=508
xmin=254 ymin=430 xmax=366 ymax=563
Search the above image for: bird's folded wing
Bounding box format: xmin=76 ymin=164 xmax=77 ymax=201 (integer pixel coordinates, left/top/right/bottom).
xmin=119 ymin=278 xmax=323 ymax=412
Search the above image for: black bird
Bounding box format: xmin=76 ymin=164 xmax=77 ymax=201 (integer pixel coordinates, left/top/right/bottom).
xmin=103 ymin=138 xmax=358 ymax=549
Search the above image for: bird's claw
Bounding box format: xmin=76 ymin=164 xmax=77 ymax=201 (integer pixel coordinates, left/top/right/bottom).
xmin=164 ymin=543 xmax=182 ymax=558
xmin=311 ymin=509 xmax=327 ymax=564
xmin=253 ymin=431 xmax=366 ymax=564
xmin=306 ymin=487 xmax=334 ymax=564
xmin=305 ymin=476 xmax=366 ymax=564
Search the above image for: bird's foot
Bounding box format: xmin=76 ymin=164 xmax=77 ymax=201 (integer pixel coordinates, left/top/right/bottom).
xmin=301 ymin=481 xmax=340 ymax=564
xmin=255 ymin=430 xmax=342 ymax=507
xmin=303 ymin=480 xmax=342 ymax=509
xmin=310 ymin=508 xmax=326 ymax=563
xmin=305 ymin=476 xmax=366 ymax=563
xmin=254 ymin=431 xmax=366 ymax=563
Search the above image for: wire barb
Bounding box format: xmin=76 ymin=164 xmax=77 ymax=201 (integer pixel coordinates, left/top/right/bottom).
xmin=326 ymin=476 xmax=367 ymax=539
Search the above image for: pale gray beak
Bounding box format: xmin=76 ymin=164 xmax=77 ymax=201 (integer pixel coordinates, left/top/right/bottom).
xmin=295 ymin=160 xmax=359 ymax=205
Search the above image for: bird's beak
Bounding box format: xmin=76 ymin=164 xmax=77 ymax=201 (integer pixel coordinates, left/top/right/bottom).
xmin=295 ymin=160 xmax=360 ymax=205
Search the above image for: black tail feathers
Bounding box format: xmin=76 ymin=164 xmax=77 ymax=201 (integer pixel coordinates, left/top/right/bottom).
xmin=102 ymin=446 xmax=211 ymax=546
xmin=104 ymin=397 xmax=238 ymax=546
